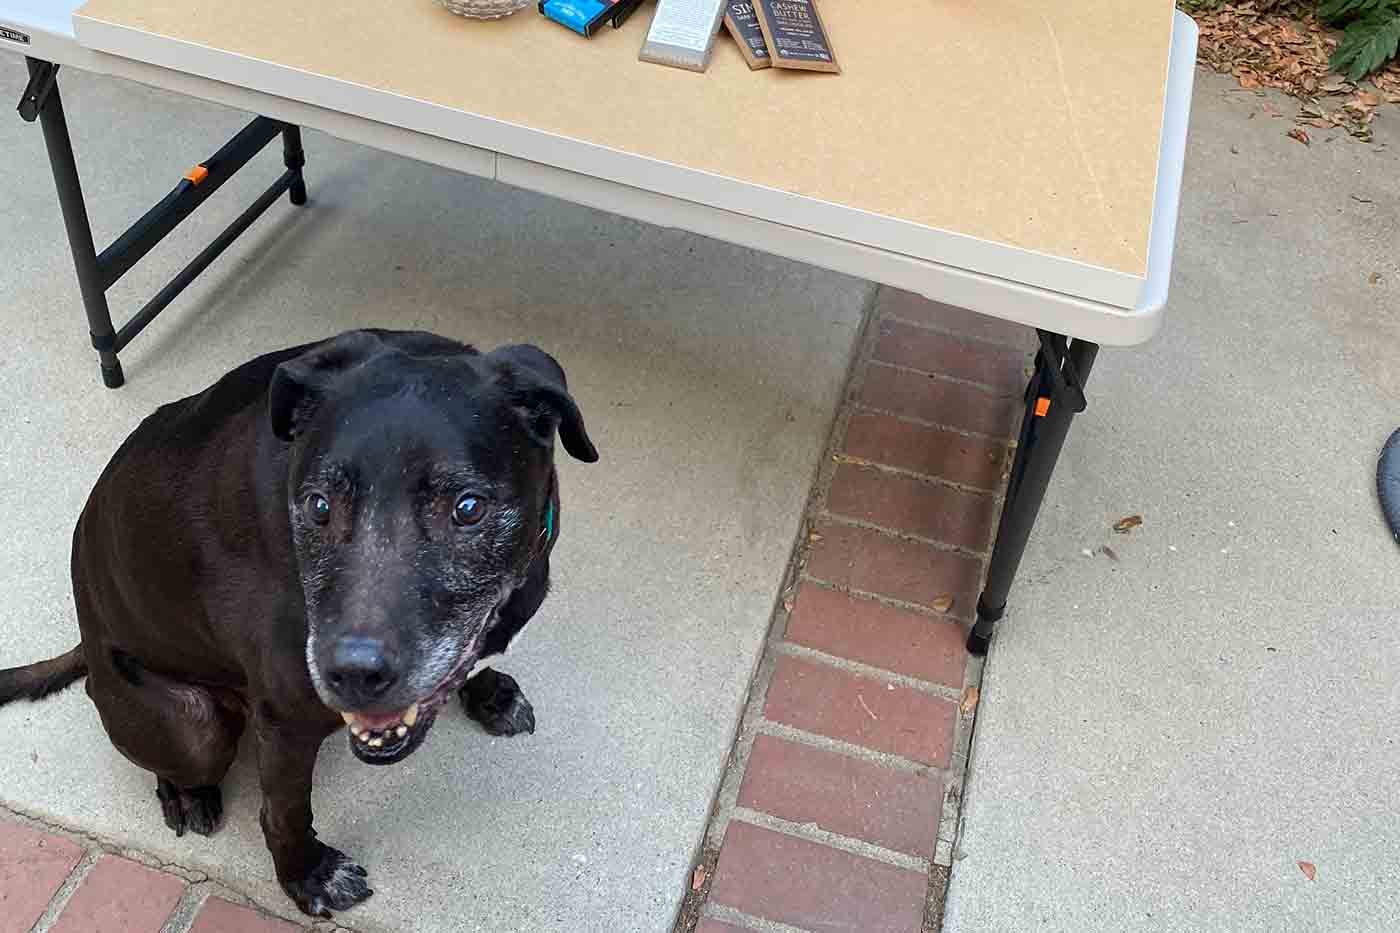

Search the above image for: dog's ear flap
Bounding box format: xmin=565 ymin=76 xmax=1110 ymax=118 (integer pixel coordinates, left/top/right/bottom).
xmin=489 ymin=345 xmax=599 ymax=464
xmin=269 ymin=331 xmax=384 ymax=441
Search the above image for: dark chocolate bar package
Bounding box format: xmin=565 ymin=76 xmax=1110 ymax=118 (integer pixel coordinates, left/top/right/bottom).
xmin=753 ymin=0 xmax=840 ymax=73
xmin=723 ymin=2 xmax=771 ymax=70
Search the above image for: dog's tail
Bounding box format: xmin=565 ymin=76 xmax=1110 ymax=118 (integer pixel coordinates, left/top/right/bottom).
xmin=0 ymin=646 xmax=88 ymax=707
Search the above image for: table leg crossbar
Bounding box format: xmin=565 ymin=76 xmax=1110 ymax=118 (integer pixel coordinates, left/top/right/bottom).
xmin=968 ymin=330 xmax=1099 ymax=656
xmin=17 ymin=57 xmax=308 ymax=388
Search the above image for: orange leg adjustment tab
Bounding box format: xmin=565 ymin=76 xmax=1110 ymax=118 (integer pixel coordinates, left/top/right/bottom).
xmin=1034 ymin=397 xmax=1051 ymax=417
xmin=183 ymin=164 xmax=210 ymax=185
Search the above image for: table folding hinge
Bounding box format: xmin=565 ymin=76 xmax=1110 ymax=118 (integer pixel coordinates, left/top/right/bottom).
xmin=17 ymin=61 xmax=58 ymax=122
xmin=1035 ymin=330 xmax=1089 ymax=414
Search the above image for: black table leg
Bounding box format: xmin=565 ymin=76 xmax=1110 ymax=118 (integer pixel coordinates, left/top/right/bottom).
xmin=23 ymin=58 xmax=125 ymax=387
xmin=967 ymin=331 xmax=1099 ymax=656
xmin=282 ymin=124 xmax=308 ymax=206
xmin=17 ymin=57 xmax=311 ymax=389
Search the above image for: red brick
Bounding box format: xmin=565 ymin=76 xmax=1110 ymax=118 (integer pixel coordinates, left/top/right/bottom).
xmin=875 ymin=319 xmax=1028 ymax=391
xmin=805 ymin=522 xmax=982 ymax=612
xmin=786 ymin=584 xmax=966 ymax=687
xmin=844 ymin=411 xmax=1009 ymax=490
xmin=876 ymin=289 xmax=1035 ymax=349
xmin=694 ymin=921 xmax=749 ymax=933
xmin=51 ymin=856 xmax=185 ymax=933
xmin=0 ymin=821 xmax=84 ymax=933
xmin=859 ymin=363 xmax=1022 ymax=437
xmin=709 ymin=821 xmax=926 ymax=932
xmin=189 ymin=897 xmax=301 ymax=933
xmin=763 ymin=656 xmax=956 ymax=766
xmin=827 ymin=463 xmax=997 ymax=551
xmin=738 ymin=734 xmax=943 ymax=859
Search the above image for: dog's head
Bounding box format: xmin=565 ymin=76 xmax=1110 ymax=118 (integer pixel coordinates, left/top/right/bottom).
xmin=269 ymin=330 xmax=597 ymax=764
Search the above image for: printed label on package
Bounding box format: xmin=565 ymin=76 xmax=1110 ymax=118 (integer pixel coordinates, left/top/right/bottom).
xmin=754 ymin=0 xmax=839 ymax=72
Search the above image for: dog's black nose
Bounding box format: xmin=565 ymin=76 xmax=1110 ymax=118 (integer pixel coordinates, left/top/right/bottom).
xmin=325 ymin=637 xmax=399 ymax=707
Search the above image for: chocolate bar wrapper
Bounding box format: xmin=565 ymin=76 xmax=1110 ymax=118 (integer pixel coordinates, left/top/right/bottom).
xmin=753 ymin=0 xmax=839 ymax=73
xmin=723 ymin=2 xmax=771 ymax=70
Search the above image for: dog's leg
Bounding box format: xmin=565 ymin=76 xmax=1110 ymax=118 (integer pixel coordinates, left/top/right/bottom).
xmin=87 ymin=651 xmax=242 ymax=837
xmin=461 ymin=667 xmax=535 ymax=736
xmin=459 ymin=556 xmax=547 ymax=736
xmin=253 ymin=713 xmax=372 ymax=918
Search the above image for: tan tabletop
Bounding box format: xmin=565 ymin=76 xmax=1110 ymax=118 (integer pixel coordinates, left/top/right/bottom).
xmin=71 ymin=0 xmax=1181 ymax=311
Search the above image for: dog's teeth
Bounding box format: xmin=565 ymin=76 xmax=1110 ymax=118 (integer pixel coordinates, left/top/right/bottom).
xmin=396 ymin=725 xmax=408 ymax=738
xmin=356 ymin=730 xmax=370 ymax=742
xmin=369 ymin=737 xmax=384 ymax=748
xmin=404 ymin=703 xmax=419 ymax=727
xmin=341 ymin=711 xmax=355 ymax=726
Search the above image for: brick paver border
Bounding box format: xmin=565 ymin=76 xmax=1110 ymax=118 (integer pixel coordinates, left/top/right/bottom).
xmin=0 ymin=812 xmax=307 ymax=933
xmin=677 ymin=287 xmax=1034 ymax=932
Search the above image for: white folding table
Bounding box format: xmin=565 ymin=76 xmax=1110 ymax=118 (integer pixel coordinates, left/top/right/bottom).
xmin=1 ymin=0 xmax=1199 ymax=652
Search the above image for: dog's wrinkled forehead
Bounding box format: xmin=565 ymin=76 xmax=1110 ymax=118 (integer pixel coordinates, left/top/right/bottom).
xmin=269 ymin=330 xmax=600 ymax=469
xmin=304 ymin=364 xmax=527 ymax=483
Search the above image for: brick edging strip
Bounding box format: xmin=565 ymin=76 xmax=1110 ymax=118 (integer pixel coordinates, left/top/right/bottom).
xmin=0 ymin=809 xmax=317 ymax=933
xmin=676 ymin=288 xmax=1034 ymax=933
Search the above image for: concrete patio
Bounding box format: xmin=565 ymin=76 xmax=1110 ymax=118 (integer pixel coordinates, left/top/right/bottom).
xmin=946 ymin=71 xmax=1400 ymax=933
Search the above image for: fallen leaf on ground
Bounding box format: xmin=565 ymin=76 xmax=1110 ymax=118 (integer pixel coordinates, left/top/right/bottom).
xmin=1192 ymin=5 xmax=1399 ymax=145
xmin=782 ymin=596 xmax=795 ymax=613
xmin=1113 ymin=515 xmax=1144 ymax=534
xmin=1287 ymin=127 xmax=1311 ymax=145
xmin=1099 ymin=545 xmax=1121 ymax=562
xmin=931 ymin=594 xmax=954 ymax=614
xmin=1369 ymin=272 xmax=1383 ymax=285
xmin=960 ymin=687 xmax=980 ymax=716
xmin=691 ymin=866 xmax=707 ymax=891
xmin=1298 ymin=861 xmax=1316 ymax=881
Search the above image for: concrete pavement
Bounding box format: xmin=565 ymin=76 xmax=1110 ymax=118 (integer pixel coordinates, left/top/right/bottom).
xmin=945 ymin=71 xmax=1400 ymax=933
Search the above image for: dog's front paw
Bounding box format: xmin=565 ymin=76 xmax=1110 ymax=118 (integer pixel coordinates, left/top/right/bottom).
xmin=156 ymin=779 xmax=223 ymax=838
xmin=460 ymin=668 xmax=536 ymax=736
xmin=281 ymin=843 xmax=372 ymax=918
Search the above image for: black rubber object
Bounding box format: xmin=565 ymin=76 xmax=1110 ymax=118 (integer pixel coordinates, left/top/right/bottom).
xmin=1379 ymin=428 xmax=1400 ymax=544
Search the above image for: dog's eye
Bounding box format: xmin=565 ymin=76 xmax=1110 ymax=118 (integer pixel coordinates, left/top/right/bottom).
xmin=452 ymin=494 xmax=485 ymax=527
xmin=305 ymin=493 xmax=331 ymax=526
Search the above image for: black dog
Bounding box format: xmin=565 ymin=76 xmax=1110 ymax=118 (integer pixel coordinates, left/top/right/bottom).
xmin=0 ymin=330 xmax=597 ymax=917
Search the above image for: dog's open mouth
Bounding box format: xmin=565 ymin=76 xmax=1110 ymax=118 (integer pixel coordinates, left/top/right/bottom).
xmin=339 ymin=655 xmax=476 ymax=765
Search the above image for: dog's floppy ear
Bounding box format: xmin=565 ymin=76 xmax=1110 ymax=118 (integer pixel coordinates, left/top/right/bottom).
xmin=489 ymin=344 xmax=599 ymax=463
xmin=269 ymin=331 xmax=384 ymax=441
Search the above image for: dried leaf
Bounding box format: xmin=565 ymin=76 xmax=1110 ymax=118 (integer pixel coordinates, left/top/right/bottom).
xmin=1287 ymin=127 xmax=1312 ymax=145
xmin=1298 ymin=861 xmax=1316 ymax=881
xmin=782 ymin=596 xmax=795 ymax=613
xmin=1357 ymin=90 xmax=1380 ymax=107
xmin=1370 ymin=272 xmax=1383 ymax=285
xmin=960 ymin=686 xmax=980 ymax=716
xmin=691 ymin=866 xmax=708 ymax=891
xmin=1099 ymin=545 xmax=1121 ymax=562
xmin=1113 ymin=515 xmax=1144 ymax=534
xmin=1240 ymin=73 xmax=1262 ymax=89
xmin=931 ymin=594 xmax=954 ymax=614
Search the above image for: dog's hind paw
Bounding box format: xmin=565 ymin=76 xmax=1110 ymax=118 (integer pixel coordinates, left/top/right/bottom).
xmin=156 ymin=779 xmax=223 ymax=837
xmin=460 ymin=668 xmax=536 ymax=736
xmin=282 ymin=843 xmax=372 ymax=918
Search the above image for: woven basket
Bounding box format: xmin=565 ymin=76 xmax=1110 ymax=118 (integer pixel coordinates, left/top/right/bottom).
xmin=434 ymin=0 xmax=531 ymax=19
